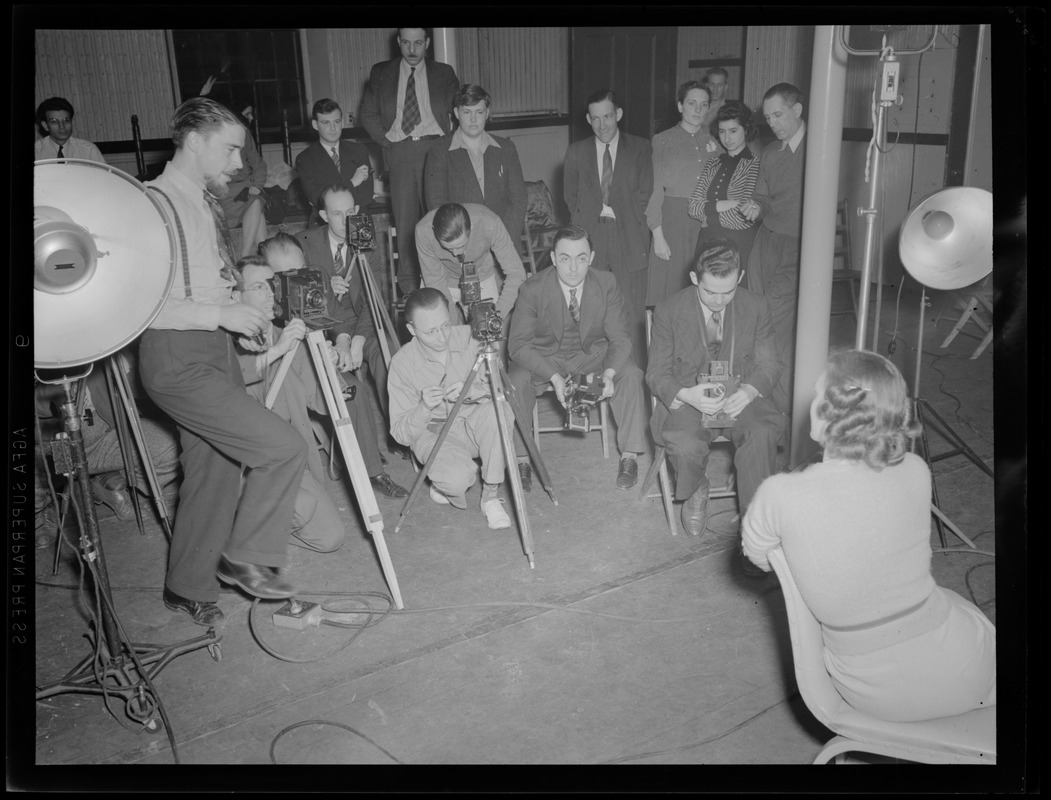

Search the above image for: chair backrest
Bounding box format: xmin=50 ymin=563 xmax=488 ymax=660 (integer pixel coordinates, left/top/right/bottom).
xmin=767 ymin=547 xmax=853 ymax=730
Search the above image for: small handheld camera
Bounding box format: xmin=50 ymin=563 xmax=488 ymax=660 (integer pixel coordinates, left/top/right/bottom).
xmin=699 ymin=360 xmax=740 ymax=428
xmin=563 ymin=373 xmax=604 ymax=433
xmin=344 ymin=213 xmax=375 ymax=251
xmin=458 ymin=259 xmax=483 ymax=305
xmin=274 ymin=268 xmax=339 ymax=330
xmin=466 ymin=299 xmax=503 ymax=344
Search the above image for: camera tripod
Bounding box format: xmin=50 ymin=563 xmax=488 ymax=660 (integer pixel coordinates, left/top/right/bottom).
xmin=35 ymin=366 xmax=221 ymax=738
xmin=266 ymin=328 xmax=404 ymax=608
xmin=393 ymin=338 xmax=557 ymax=569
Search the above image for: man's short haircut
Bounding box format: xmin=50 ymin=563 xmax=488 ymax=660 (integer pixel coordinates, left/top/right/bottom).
xmin=586 ymin=88 xmax=620 ymax=111
xmin=37 ymin=97 xmax=75 ymax=124
xmin=319 ymin=183 xmax=356 ymax=210
xmin=397 ymin=27 xmax=432 ymax=40
xmin=170 ymin=96 xmax=243 ymax=149
xmin=551 ymin=224 xmax=593 ymax=253
xmin=311 ymin=98 xmax=342 ymax=120
xmin=692 ymin=238 xmax=741 ymax=280
xmin=432 ymin=203 xmax=471 ymax=243
xmin=705 ymin=67 xmax=730 ymax=82
xmin=232 ymin=255 xmax=269 ymax=291
xmin=763 ymin=82 xmax=805 ymax=110
xmin=708 ymin=100 xmax=759 ymax=141
xmin=677 ymin=80 xmax=709 ymax=105
xmin=404 ymin=287 xmax=449 ymax=323
xmin=454 ymin=83 xmax=491 ymax=109
xmin=258 ymin=232 xmax=304 ymax=262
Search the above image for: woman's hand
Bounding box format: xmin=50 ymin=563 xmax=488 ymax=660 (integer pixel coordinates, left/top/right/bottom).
xmin=652 ymin=228 xmax=671 ymax=261
xmin=715 ymin=199 xmax=742 ymax=214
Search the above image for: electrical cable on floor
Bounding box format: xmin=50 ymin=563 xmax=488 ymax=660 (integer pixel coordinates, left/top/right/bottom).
xmin=598 ymin=694 xmax=795 ymax=764
xmin=269 ymin=719 xmax=404 ymax=764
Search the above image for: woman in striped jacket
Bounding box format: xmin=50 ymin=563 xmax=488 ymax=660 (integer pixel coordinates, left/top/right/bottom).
xmin=688 ymin=101 xmax=761 ymax=271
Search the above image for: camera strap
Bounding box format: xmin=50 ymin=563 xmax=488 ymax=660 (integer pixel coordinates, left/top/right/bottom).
xmin=147 ymin=186 xmax=192 ymax=300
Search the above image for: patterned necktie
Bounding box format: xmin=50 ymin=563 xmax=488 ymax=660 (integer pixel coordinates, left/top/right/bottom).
xmin=706 ymin=309 xmax=722 ymax=354
xmin=601 ymin=144 xmax=613 ymax=205
xmin=203 ymin=190 xmax=238 ymax=284
xmin=57 ymin=144 xmax=65 ymax=159
xmin=331 ymin=146 xmax=340 ymax=172
xmin=569 ymin=287 xmax=580 ymax=323
xmin=402 ymin=67 xmax=421 ymax=134
xmin=334 ymin=242 xmax=346 ymax=275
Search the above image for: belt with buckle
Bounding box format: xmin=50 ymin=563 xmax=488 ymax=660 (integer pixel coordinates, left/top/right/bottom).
xmin=409 ymin=135 xmax=441 ymax=142
xmin=598 ymin=216 xmax=616 ymax=224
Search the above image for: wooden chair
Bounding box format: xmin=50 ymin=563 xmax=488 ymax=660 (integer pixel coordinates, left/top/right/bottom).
xmin=767 ymin=548 xmax=996 ymax=765
xmin=939 ymin=276 xmax=993 ymax=359
xmin=521 ymin=180 xmax=560 ymax=276
xmin=638 ymin=309 xmax=736 ymax=536
xmin=831 ymin=199 xmax=859 ymax=322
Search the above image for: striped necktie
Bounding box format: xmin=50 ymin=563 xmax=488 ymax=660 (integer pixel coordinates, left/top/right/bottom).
xmin=203 ymin=190 xmax=239 ymax=284
xmin=706 ymin=309 xmax=722 ymax=356
xmin=330 ymin=146 xmax=340 ymax=172
xmin=402 ymin=67 xmax=421 ymax=134
xmin=569 ymin=288 xmax=580 ymax=323
xmin=601 ymin=144 xmax=612 ymax=205
xmin=334 ymin=242 xmax=346 ymax=275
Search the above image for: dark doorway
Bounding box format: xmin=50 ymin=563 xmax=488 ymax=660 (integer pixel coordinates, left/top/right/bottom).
xmin=569 ymin=27 xmax=678 ymax=144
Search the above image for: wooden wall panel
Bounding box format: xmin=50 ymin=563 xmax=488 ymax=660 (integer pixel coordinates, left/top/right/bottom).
xmin=35 ymin=29 xmax=175 ymax=141
xmin=743 ymin=26 xmax=814 ymax=110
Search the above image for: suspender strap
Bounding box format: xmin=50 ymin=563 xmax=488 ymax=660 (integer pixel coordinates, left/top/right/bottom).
xmin=147 ymin=186 xmax=192 ymax=299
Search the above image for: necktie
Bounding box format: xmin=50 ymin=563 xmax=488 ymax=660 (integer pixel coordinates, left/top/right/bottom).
xmin=569 ymin=288 xmax=580 ymax=323
xmin=334 ymin=242 xmax=346 ymax=275
xmin=203 ymin=190 xmax=238 ymax=284
xmin=331 ymin=146 xmax=340 ymax=172
xmin=706 ymin=309 xmax=722 ymax=354
xmin=402 ymin=67 xmax=421 ymax=134
xmin=57 ymin=144 xmax=65 ymax=159
xmin=601 ymin=144 xmax=612 ymax=206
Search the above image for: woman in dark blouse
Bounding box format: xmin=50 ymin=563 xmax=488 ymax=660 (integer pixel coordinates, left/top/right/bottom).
xmin=688 ymin=101 xmax=761 ymax=271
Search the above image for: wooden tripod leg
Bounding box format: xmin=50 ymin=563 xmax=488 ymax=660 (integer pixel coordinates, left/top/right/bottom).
xmin=305 ymin=330 xmax=404 ymax=609
xmin=355 ymin=251 xmax=401 ymax=368
xmin=497 ymin=361 xmax=557 ymax=505
xmin=264 ymin=341 xmax=299 ymax=410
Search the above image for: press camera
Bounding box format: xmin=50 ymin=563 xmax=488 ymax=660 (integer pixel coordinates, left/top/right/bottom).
xmin=563 ymin=372 xmax=604 ymax=433
xmin=699 ymin=360 xmax=741 ymax=428
xmin=274 ymin=268 xmax=339 ymax=330
xmin=458 ymin=259 xmax=503 ymax=344
xmin=344 ymin=213 xmax=375 ymax=251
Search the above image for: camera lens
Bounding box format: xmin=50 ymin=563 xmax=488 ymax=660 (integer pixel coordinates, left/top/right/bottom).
xmin=305 ymin=289 xmax=325 ymax=309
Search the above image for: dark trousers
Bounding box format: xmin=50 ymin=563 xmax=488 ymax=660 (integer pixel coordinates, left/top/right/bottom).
xmin=747 ymin=227 xmax=800 ymax=415
xmin=139 ymin=329 xmax=307 ymax=602
xmin=387 ymin=137 xmax=440 ymax=296
xmin=591 ymin=221 xmax=649 ymax=369
xmin=508 ymin=353 xmax=649 ymax=457
xmin=659 ymin=395 xmax=780 ymax=511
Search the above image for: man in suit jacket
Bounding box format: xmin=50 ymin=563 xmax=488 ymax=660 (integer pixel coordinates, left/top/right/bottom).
xmin=424 ymin=83 xmax=527 ymax=245
xmin=508 ymin=225 xmax=648 ymax=491
xmin=361 ymin=27 xmax=459 ymax=296
xmin=298 ymin=185 xmax=391 ymax=415
xmin=563 ymin=89 xmax=654 ymax=363
xmin=647 ymin=238 xmax=783 ymax=537
xmin=295 ymin=98 xmax=375 ymax=222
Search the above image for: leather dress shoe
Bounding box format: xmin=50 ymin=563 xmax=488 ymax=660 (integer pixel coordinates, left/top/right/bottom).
xmin=163 ymin=587 xmax=224 ymax=627
xmin=370 ymin=472 xmax=409 ymax=498
xmin=517 ymin=461 xmax=533 ymax=492
xmin=217 ymin=555 xmax=296 ymax=599
xmin=615 ymin=456 xmax=638 ymax=490
xmin=91 ymin=473 xmax=135 ymax=521
xmin=680 ymin=490 xmax=709 ymax=537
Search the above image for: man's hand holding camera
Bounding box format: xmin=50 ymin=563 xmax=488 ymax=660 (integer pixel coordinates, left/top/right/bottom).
xmin=722 ymin=384 xmax=759 ymax=418
xmin=331 ymin=274 xmax=350 ymax=301
xmin=222 ymin=302 xmax=270 ymax=348
xmin=677 ymin=382 xmax=728 ymax=415
xmin=334 ymin=333 xmax=366 ymax=371
xmin=598 ymin=368 xmax=616 ymax=401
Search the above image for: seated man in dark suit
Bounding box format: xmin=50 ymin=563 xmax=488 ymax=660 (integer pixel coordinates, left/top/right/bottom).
xmin=424 ymin=83 xmax=527 ymax=245
xmin=507 ymin=224 xmax=648 ymax=491
xmin=298 ymin=185 xmax=392 ymax=415
xmin=646 ymin=238 xmax=782 ymax=537
xmin=295 ymin=98 xmax=375 ymax=220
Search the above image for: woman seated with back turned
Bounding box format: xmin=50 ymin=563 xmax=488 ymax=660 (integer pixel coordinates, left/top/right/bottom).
xmin=742 ymin=350 xmax=996 ymax=722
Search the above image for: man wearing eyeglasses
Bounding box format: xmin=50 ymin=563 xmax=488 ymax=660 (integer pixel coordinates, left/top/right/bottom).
xmin=387 ymin=287 xmax=513 ymax=530
xmin=34 ymin=97 xmax=105 ymax=163
xmin=507 ymin=225 xmax=648 ymax=492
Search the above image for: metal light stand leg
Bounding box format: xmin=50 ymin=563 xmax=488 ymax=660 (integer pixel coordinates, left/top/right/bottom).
xmin=909 ymin=288 xmax=983 ymax=551
xmin=304 ymin=330 xmax=404 ymax=609
xmin=106 ymin=353 xmax=174 ymax=540
xmin=35 ymin=374 xmax=221 ymax=734
xmin=103 ymin=361 xmax=147 ymax=535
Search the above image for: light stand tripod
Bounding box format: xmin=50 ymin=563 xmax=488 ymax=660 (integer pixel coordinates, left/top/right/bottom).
xmin=36 ymin=366 xmax=221 ymax=737
xmin=265 ymin=328 xmax=404 ymax=608
xmin=393 ymin=336 xmax=558 ymax=569
xmin=909 ymin=287 xmax=991 ymax=550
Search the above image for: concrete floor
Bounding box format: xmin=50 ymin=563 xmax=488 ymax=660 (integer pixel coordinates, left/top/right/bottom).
xmin=25 ymin=283 xmax=1003 ymax=781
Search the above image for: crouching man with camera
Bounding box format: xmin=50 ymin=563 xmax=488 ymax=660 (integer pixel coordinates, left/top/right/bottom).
xmin=646 ymin=238 xmax=782 ymax=538
xmin=388 ymin=288 xmax=514 ymax=530
xmin=298 ymin=184 xmax=391 ymax=414
xmin=507 ymin=225 xmax=648 ymax=491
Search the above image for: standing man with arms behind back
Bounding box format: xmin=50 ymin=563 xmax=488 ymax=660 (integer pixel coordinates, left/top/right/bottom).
xmin=563 ymin=89 xmax=653 ymax=364
xmin=138 ymin=97 xmax=307 ymax=627
xmin=361 ymin=26 xmax=459 ymax=296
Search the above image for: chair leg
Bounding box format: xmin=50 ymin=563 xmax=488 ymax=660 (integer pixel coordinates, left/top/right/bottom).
xmin=971 ymin=329 xmax=993 ymax=359
xmin=940 ymin=295 xmax=978 ymax=348
xmin=532 ymin=402 xmax=541 ymax=449
xmin=599 ymin=399 xmax=610 ymax=459
xmin=657 ymin=458 xmax=677 ymax=536
xmin=638 ymin=446 xmax=664 ymax=499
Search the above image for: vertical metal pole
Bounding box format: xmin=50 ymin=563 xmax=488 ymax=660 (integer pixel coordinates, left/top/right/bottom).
xmin=856 ymin=101 xmax=887 ymax=350
xmin=432 ymin=28 xmax=458 ymax=73
xmin=790 ymin=26 xmax=848 ymax=467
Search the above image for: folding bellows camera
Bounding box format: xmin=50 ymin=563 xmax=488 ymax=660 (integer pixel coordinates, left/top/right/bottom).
xmin=273 ymin=269 xmax=339 ymax=330
xmin=458 ymin=259 xmax=503 ymax=344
